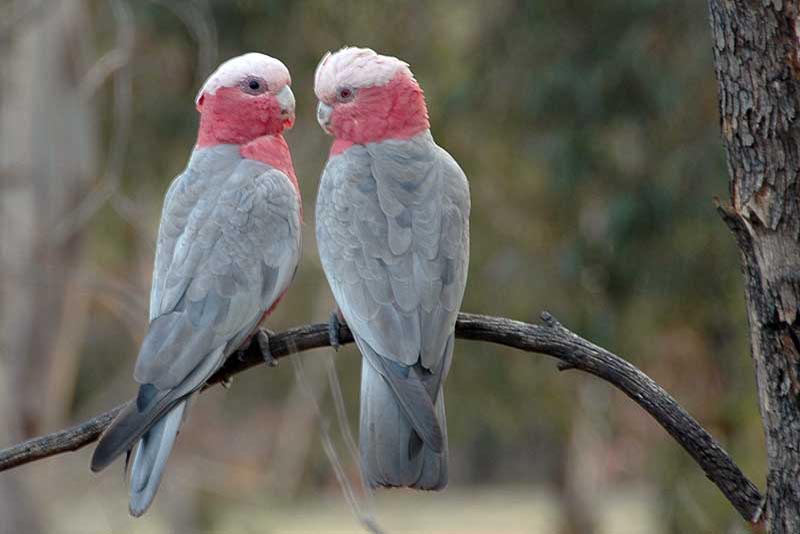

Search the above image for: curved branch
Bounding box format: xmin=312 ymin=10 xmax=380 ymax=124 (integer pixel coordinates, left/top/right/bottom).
xmin=0 ymin=312 xmax=763 ymax=522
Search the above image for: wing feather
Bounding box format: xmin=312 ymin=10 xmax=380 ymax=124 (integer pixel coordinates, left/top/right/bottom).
xmin=316 ymin=131 xmax=469 ymax=440
xmin=138 ymin=150 xmax=301 ymax=390
xmin=93 ymin=146 xmax=301 ymax=473
xmin=317 ymin=133 xmax=469 ymax=369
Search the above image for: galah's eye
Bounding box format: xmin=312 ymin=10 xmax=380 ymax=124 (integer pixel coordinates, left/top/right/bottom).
xmin=241 ymin=76 xmax=268 ymax=95
xmin=337 ymin=87 xmax=355 ymax=102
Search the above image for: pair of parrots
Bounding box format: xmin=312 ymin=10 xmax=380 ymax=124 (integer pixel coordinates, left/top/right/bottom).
xmin=90 ymin=47 xmax=470 ymax=517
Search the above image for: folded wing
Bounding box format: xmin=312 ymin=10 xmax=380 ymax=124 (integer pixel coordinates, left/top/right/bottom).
xmin=92 ymin=148 xmax=301 ymax=472
xmin=316 ymin=133 xmax=469 ymax=448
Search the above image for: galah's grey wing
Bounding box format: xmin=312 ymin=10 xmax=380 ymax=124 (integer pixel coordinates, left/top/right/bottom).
xmin=137 ymin=159 xmax=301 ymax=390
xmin=149 ymin=145 xmax=245 ymax=322
xmin=92 ymin=156 xmax=301 ymax=472
xmin=316 ymin=134 xmax=469 ymax=452
xmin=366 ymin=139 xmax=470 ymax=371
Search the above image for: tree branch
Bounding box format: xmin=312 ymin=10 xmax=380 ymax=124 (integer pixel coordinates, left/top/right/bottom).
xmin=0 ymin=312 xmax=763 ymax=522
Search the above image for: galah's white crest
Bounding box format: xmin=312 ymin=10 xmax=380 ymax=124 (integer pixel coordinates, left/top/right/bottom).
xmin=91 ymin=53 xmax=302 ymax=516
xmin=314 ymin=47 xmax=470 ymax=490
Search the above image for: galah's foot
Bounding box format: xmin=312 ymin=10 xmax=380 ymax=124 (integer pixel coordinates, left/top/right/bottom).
xmin=257 ymin=328 xmax=278 ymax=367
xmin=236 ymin=334 xmax=255 ymax=362
xmin=328 ymin=310 xmax=346 ymax=351
xmin=221 ymin=377 xmax=234 ymax=389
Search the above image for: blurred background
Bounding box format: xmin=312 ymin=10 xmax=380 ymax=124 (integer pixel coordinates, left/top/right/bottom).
xmin=0 ymin=0 xmax=764 ymax=532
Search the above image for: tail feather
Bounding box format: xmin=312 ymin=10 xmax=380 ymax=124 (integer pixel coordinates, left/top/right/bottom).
xmin=91 ymin=346 xmax=224 ymax=474
xmin=359 ymin=359 xmax=448 ymax=490
xmin=91 ymin=391 xmax=175 ymax=473
xmin=412 ymin=389 xmax=448 ymax=490
xmin=91 ymin=346 xmax=225 ymax=517
xmin=128 ymin=400 xmax=187 ymax=517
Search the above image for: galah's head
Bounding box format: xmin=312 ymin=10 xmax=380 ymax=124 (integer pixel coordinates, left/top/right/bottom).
xmin=195 ymin=53 xmax=295 ymax=145
xmin=314 ymin=47 xmax=430 ymax=144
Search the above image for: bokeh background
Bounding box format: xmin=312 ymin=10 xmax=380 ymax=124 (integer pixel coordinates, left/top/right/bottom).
xmin=0 ymin=0 xmax=764 ymax=533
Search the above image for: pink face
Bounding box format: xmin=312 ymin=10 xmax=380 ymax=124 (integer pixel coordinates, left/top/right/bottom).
xmin=315 ymin=49 xmax=430 ymax=146
xmin=196 ymin=58 xmax=295 ymax=147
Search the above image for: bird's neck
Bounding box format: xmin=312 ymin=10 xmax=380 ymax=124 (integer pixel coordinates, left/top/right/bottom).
xmin=239 ymin=134 xmax=299 ymax=196
xmin=378 ymin=74 xmax=429 ymax=140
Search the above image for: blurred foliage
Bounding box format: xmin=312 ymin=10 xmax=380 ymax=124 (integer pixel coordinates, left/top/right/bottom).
xmin=33 ymin=0 xmax=766 ymax=531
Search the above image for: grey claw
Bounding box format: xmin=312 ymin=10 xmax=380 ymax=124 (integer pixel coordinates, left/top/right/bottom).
xmin=328 ymin=311 xmax=342 ymax=351
xmin=221 ymin=377 xmax=234 ymax=389
xmin=258 ymin=328 xmax=278 ymax=367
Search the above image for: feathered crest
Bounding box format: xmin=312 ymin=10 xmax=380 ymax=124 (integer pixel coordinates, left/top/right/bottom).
xmin=314 ymin=47 xmax=412 ymax=101
xmin=195 ymin=53 xmax=291 ymax=105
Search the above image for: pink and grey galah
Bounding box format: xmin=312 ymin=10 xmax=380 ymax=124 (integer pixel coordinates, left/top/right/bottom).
xmin=90 ymin=53 xmax=302 ymax=516
xmin=314 ymin=47 xmax=470 ymax=489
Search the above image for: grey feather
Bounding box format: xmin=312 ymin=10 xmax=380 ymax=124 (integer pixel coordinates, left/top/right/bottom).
xmin=356 ymin=336 xmax=443 ymax=453
xmin=137 ymin=156 xmax=301 ymax=390
xmin=359 ymin=355 xmax=423 ymax=488
xmin=316 ymin=130 xmax=469 ymax=490
xmin=92 ymin=144 xmax=302 ymax=515
xmin=128 ymin=400 xmax=186 ymax=517
xmin=413 ymin=388 xmax=449 ymax=490
xmin=91 ymin=345 xmax=225 ymax=472
xmin=359 ymin=335 xmax=454 ymax=489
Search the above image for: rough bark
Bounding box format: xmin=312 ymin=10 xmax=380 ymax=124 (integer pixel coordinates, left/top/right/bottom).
xmin=709 ymin=0 xmax=800 ymax=530
xmin=0 ymin=313 xmax=763 ymax=522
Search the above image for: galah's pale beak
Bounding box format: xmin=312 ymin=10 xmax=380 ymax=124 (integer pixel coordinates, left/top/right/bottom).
xmin=276 ymin=85 xmax=295 ymax=129
xmin=317 ymin=101 xmax=333 ymax=134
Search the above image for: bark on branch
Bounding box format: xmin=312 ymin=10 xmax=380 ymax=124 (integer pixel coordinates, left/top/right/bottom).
xmin=0 ymin=312 xmax=763 ymax=522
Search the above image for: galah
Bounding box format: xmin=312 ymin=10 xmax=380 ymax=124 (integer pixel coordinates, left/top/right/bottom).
xmin=90 ymin=53 xmax=302 ymax=516
xmin=314 ymin=47 xmax=470 ymax=490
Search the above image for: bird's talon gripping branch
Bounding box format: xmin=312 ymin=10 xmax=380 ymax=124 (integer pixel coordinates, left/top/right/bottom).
xmin=236 ymin=339 xmax=254 ymax=362
xmin=328 ymin=310 xmax=343 ymax=351
xmin=257 ymin=328 xmax=278 ymax=367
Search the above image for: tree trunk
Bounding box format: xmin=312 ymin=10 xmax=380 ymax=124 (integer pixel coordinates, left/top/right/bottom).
xmin=708 ymin=1 xmax=800 ymax=530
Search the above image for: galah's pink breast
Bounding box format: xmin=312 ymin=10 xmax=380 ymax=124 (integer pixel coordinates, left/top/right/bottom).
xmin=240 ymin=134 xmax=302 ymax=220
xmin=330 ymin=139 xmax=354 ymax=156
